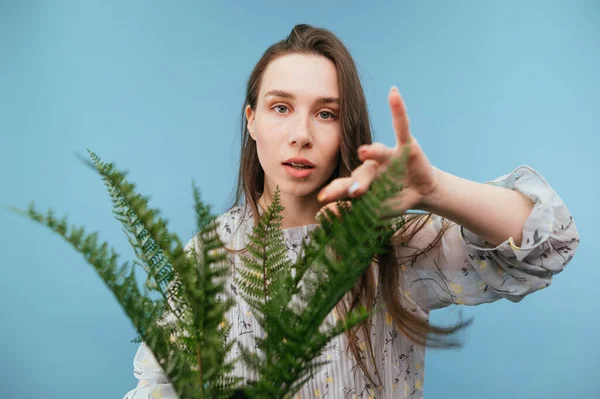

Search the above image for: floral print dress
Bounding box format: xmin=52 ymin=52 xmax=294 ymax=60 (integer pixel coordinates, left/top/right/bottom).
xmin=123 ymin=165 xmax=579 ymax=399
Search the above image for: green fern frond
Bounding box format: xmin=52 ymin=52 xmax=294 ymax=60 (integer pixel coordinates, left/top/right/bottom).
xmin=234 ymin=188 xmax=291 ymax=365
xmin=10 ymin=151 xmax=243 ymax=399
xmin=7 ymin=202 xmax=201 ymax=396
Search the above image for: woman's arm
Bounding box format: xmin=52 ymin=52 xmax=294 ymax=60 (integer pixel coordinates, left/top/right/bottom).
xmin=418 ymin=167 xmax=535 ymax=247
xmin=397 ymin=165 xmax=579 ymax=311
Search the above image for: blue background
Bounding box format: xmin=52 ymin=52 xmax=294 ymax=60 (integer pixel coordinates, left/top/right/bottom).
xmin=1 ymin=1 xmax=598 ymax=398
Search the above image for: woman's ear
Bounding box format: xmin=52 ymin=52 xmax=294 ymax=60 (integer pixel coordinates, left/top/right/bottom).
xmin=245 ymin=105 xmax=256 ymax=139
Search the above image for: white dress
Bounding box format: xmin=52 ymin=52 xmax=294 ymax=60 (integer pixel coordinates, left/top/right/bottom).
xmin=123 ymin=165 xmax=579 ymax=399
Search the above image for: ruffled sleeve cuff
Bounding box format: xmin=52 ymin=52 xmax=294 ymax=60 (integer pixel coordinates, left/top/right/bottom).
xmin=459 ymin=165 xmax=579 ymax=276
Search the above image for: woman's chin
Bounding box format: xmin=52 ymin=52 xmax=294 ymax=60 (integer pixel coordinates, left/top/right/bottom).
xmin=273 ymin=181 xmax=321 ymax=199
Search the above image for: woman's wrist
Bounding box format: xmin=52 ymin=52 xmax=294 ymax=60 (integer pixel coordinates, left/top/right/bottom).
xmin=414 ymin=166 xmax=446 ymax=214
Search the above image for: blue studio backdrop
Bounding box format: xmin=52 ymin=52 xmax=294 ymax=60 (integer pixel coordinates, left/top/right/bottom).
xmin=1 ymin=1 xmax=597 ymax=398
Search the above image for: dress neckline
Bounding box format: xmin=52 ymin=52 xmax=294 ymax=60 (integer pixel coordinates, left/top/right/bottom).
xmin=251 ymin=202 xmax=319 ymax=241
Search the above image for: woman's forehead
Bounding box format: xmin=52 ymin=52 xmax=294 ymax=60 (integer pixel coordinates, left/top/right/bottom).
xmin=259 ymin=53 xmax=339 ymax=101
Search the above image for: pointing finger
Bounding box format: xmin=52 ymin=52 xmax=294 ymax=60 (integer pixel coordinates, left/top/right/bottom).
xmin=389 ymin=86 xmax=411 ymax=146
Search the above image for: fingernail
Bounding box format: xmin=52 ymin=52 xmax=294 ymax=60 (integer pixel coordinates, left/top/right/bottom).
xmin=390 ymin=86 xmax=398 ymax=93
xmin=318 ymin=190 xmax=327 ymax=202
xmin=348 ymin=181 xmax=360 ymax=196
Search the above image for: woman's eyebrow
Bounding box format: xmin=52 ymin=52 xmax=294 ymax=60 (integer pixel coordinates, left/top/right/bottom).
xmin=264 ymin=89 xmax=339 ymax=105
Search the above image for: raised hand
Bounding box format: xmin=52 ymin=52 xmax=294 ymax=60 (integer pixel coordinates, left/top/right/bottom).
xmin=317 ymin=86 xmax=440 ymax=219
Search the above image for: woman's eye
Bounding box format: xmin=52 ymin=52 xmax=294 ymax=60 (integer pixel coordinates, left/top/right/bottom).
xmin=274 ymin=105 xmax=288 ymax=113
xmin=319 ymin=111 xmax=336 ymax=120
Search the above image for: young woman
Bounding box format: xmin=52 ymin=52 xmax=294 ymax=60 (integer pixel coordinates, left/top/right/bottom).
xmin=124 ymin=24 xmax=580 ymax=399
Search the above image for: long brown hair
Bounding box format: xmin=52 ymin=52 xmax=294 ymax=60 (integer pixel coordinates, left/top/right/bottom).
xmin=227 ymin=24 xmax=471 ymax=388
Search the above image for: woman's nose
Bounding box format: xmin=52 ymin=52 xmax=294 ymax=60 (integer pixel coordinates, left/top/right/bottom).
xmin=288 ymin=116 xmax=313 ymax=148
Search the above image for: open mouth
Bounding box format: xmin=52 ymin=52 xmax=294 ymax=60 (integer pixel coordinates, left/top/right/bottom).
xmin=283 ymin=162 xmax=314 ymax=170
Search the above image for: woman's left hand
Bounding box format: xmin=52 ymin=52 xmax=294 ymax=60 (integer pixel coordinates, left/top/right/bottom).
xmin=317 ymin=86 xmax=440 ymax=218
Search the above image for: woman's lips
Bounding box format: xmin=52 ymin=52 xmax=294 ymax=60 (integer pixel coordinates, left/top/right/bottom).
xmin=283 ymin=164 xmax=315 ymax=178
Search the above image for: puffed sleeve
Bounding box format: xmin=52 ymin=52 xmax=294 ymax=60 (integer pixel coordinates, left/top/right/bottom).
xmin=122 ymin=237 xmax=198 ymax=399
xmin=122 ymin=341 xmax=177 ymax=399
xmin=398 ymin=165 xmax=580 ymax=311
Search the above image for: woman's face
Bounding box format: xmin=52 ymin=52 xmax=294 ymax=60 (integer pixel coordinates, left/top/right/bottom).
xmin=246 ymin=53 xmax=341 ymax=199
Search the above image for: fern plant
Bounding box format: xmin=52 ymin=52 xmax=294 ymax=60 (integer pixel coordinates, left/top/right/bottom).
xmin=7 ymin=145 xmax=411 ymax=399
xmin=237 ymin=148 xmax=410 ymax=398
